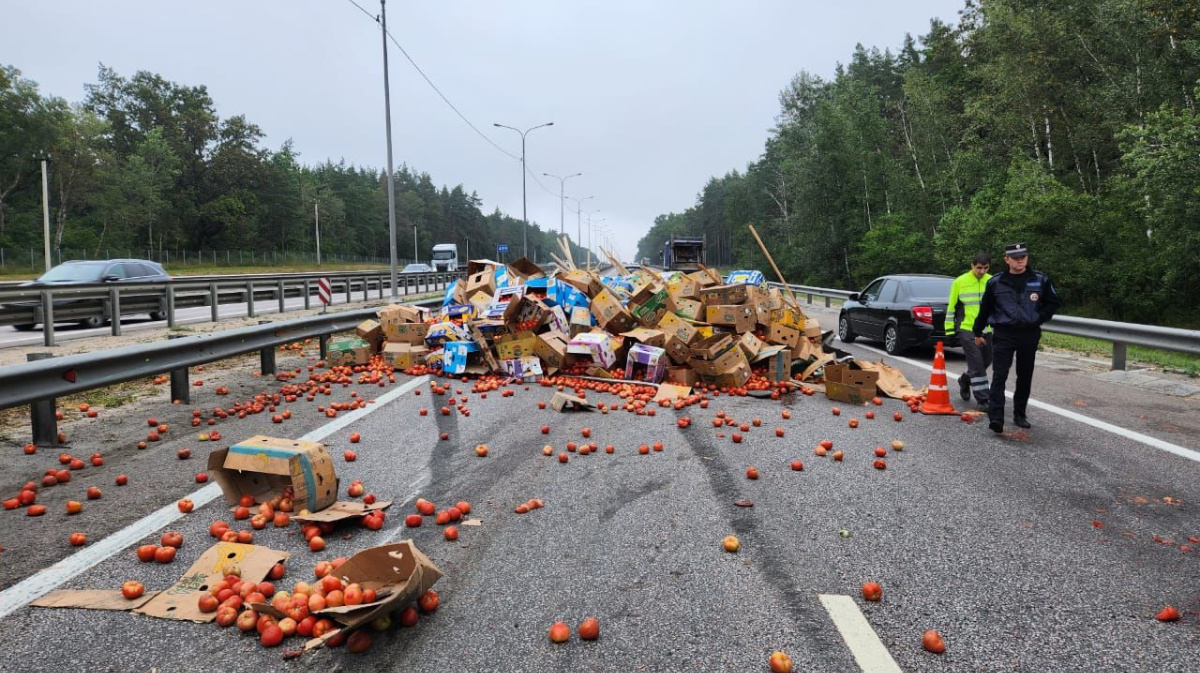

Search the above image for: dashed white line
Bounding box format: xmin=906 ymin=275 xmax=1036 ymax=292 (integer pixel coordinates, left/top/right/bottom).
xmin=0 ymin=375 xmax=430 ymax=619
xmin=845 ymin=340 xmax=1200 ymax=463
xmin=819 ymin=594 xmax=903 ymax=673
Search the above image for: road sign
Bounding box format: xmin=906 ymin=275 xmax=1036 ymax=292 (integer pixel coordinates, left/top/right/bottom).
xmin=316 ymin=277 xmax=331 ymax=308
xmin=497 ymin=244 xmax=508 ymax=253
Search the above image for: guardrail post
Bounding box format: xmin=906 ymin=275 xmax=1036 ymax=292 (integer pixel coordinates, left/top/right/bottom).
xmin=362 ymin=276 xmax=369 ymax=302
xmin=258 ymin=321 xmax=276 ymax=375
xmin=824 ymin=296 xmax=831 ymax=308
xmin=167 ymin=335 xmax=190 ymax=404
xmin=806 ymin=292 xmax=813 ymax=305
xmin=246 ymin=282 xmax=256 ymax=318
xmin=41 ymin=290 xmax=56 ymax=347
xmin=1112 ymin=342 xmax=1128 ymax=371
xmin=108 ymin=287 xmax=122 ymax=336
xmin=209 ymin=283 xmax=219 ymax=322
xmin=344 ymin=279 xmax=352 ymax=305
xmin=303 ymin=279 xmax=311 ymax=310
xmin=319 ymin=334 xmax=329 ymax=361
xmin=166 ymin=284 xmax=177 ymax=328
xmin=378 ymin=274 xmax=385 ymax=301
xmin=28 ymin=353 xmax=59 ymax=446
xmin=277 ymin=279 xmax=285 ymax=314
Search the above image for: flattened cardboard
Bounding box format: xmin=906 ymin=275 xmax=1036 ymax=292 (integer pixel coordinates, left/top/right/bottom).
xmin=303 ymin=541 xmax=443 ymax=651
xmin=293 ymin=500 xmax=391 ymax=523
xmin=652 ymin=383 xmax=692 ymax=402
xmin=551 ymin=391 xmax=596 ymax=412
xmin=209 ymin=435 xmax=339 ymax=513
xmin=136 ymin=542 xmax=289 ymax=621
xmin=854 ymin=360 xmax=920 ymax=399
xmin=824 ymin=362 xmax=880 ymax=405
xmin=33 ymin=589 xmax=159 ymax=611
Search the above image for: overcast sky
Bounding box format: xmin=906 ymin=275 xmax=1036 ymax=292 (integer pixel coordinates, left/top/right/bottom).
xmin=5 ymin=0 xmax=964 ymax=263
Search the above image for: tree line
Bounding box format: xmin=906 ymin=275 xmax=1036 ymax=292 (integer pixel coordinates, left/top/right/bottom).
xmin=636 ymin=0 xmax=1199 ymax=325
xmin=0 ymin=64 xmax=584 ymax=270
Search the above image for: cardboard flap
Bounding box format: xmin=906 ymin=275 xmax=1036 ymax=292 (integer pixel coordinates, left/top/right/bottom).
xmin=135 ymin=542 xmax=288 ymax=622
xmin=853 ymin=360 xmax=920 ymax=399
xmin=551 ymin=392 xmax=596 ymax=412
xmin=293 ymin=500 xmax=391 ymax=523
xmin=32 ymin=589 xmax=160 ymax=611
xmin=652 ymin=384 xmax=692 ymax=402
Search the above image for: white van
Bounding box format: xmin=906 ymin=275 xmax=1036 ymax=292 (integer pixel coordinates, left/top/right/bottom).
xmin=431 ymin=244 xmax=459 ymax=272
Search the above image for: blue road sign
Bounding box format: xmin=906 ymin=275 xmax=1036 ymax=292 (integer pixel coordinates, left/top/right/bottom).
xmin=497 ymin=245 xmax=508 ymax=253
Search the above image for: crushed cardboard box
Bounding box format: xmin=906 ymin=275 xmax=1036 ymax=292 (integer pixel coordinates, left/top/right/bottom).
xmin=208 ymin=435 xmax=339 ymax=513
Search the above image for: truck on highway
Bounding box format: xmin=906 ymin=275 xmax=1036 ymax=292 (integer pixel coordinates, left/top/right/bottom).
xmin=662 ymin=235 xmax=706 ymax=271
xmin=431 ymin=243 xmax=459 ymax=272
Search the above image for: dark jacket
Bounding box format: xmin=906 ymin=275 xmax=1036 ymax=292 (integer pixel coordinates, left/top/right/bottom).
xmin=973 ymin=269 xmax=1061 ymax=334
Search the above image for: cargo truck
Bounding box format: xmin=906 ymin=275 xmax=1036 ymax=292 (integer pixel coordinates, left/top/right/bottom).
xmin=431 ymin=243 xmax=459 ymax=272
xmin=662 ymin=235 xmax=706 ymax=271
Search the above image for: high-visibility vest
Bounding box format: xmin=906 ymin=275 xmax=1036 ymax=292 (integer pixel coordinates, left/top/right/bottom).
xmin=945 ymin=270 xmax=991 ymax=332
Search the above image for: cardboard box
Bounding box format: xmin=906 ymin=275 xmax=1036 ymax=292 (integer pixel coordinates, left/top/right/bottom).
xmin=484 ymin=285 xmax=525 ymax=320
xmin=294 ymin=541 xmax=443 ymax=651
xmin=700 ymin=283 xmax=748 ymax=307
xmin=624 ymin=343 xmax=668 ymax=383
xmin=745 ymin=285 xmax=772 ymax=326
xmin=705 ymin=304 xmax=756 ymax=333
xmin=503 ymin=296 xmax=545 ymax=328
xmin=770 ymin=306 xmax=805 ymax=331
xmin=803 ymin=318 xmax=823 ymax=338
xmin=507 ymin=257 xmax=545 ymax=283
xmin=535 ymin=330 xmax=570 ymax=373
xmin=620 ymin=327 xmax=665 ymax=348
xmin=559 ymin=269 xmax=602 ymax=296
xmin=672 ymin=298 xmax=703 ymax=321
xmin=569 ymin=306 xmax=594 ymax=336
xmin=382 ymin=342 xmax=428 ymax=369
xmin=657 ymin=311 xmax=699 ymax=345
xmin=665 ymin=336 xmax=693 ymax=365
xmin=355 ymin=319 xmax=383 ymax=350
xmin=710 ymin=362 xmax=752 ymax=388
xmin=327 ymin=337 xmax=372 ymax=367
xmin=663 ymin=366 xmax=699 ymax=386
xmin=725 ymin=269 xmax=766 ymax=286
xmin=501 ymin=356 xmax=544 ymax=379
xmin=32 ymin=542 xmax=289 ymax=622
xmin=690 ymin=342 xmax=748 ymax=377
xmin=767 ymin=322 xmax=801 ymax=348
xmin=495 ymin=331 xmax=538 ymax=360
xmin=440 ymin=303 xmax=473 ymax=321
xmin=378 ymin=303 xmax=426 ymax=325
xmin=667 ymin=277 xmax=699 ymax=301
xmin=589 ymin=288 xmax=635 ymax=333
xmin=443 ymin=341 xmax=485 ymax=375
xmin=467 ymin=323 xmax=501 ymax=374
xmin=388 ymin=321 xmax=429 ymax=345
xmin=739 ymin=332 xmax=764 ymax=360
xmin=687 ymin=269 xmax=720 ymax=288
xmin=689 ymin=333 xmax=736 ymax=361
xmin=547 ymin=304 xmax=570 ymax=334
xmin=551 ymin=391 xmax=596 ymax=412
xmin=629 ymin=287 xmax=675 ymax=327
xmin=467 ymin=291 xmax=494 ymax=318
xmin=567 ymin=332 xmax=618 ymax=368
xmin=755 ymin=345 xmax=792 ymax=383
xmin=424 ymin=321 xmax=470 ymax=347
xmin=209 ymin=435 xmax=339 ymax=513
xmin=824 ymin=363 xmax=881 ymax=405
xmin=464 ymin=269 xmax=497 ymax=297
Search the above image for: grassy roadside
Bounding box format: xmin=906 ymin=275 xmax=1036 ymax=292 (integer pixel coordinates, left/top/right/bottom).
xmin=1039 ymin=332 xmax=1199 ymax=377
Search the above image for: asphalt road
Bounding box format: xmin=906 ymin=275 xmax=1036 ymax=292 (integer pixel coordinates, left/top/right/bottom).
xmin=0 ymin=315 xmax=1196 ymax=672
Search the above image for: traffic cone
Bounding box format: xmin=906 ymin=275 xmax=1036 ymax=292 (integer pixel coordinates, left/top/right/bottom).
xmin=919 ymin=341 xmax=958 ymax=415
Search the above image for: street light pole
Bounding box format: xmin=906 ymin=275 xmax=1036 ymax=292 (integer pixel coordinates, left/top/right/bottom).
xmin=564 ymin=195 xmax=595 ymax=251
xmin=314 ymin=201 xmax=321 ymax=267
xmin=412 ymin=222 xmax=418 ymax=265
xmin=380 ymin=0 xmax=399 ymax=298
xmin=493 ymin=122 xmax=553 ymax=258
xmin=40 ymin=157 xmax=51 ymax=271
xmin=543 ymin=172 xmax=581 ymax=236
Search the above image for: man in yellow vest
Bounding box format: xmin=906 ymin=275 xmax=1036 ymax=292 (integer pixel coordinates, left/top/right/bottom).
xmin=945 ymin=252 xmax=992 ymax=405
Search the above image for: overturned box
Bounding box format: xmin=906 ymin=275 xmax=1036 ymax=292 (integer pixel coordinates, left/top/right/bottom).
xmin=208 ymin=435 xmax=339 ymax=513
xmin=824 ymin=362 xmax=880 ymax=405
xmin=382 ymin=342 xmax=429 ymax=369
xmin=624 ymin=343 xmax=668 ymax=383
xmin=326 ymin=336 xmax=372 ymax=367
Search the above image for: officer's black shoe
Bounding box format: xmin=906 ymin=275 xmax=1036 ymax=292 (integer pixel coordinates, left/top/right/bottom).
xmin=989 ymin=420 xmax=1003 ymax=434
xmin=1013 ymin=415 xmax=1031 ymax=429
xmin=959 ymin=376 xmax=971 ymax=402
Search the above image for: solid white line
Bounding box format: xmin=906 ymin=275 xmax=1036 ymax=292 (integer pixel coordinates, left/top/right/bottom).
xmin=0 ymin=374 xmax=430 ymax=619
xmin=818 ymin=594 xmax=903 ymax=673
xmin=844 ymin=339 xmax=1200 ymax=462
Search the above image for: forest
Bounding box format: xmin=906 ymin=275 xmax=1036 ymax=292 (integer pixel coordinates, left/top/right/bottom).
xmin=0 ymin=64 xmax=584 ymax=271
xmin=635 ymin=0 xmax=1199 ymax=325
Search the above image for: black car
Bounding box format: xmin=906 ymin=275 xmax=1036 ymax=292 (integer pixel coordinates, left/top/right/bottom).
xmin=9 ymin=259 xmax=171 ymax=330
xmin=837 ymin=274 xmax=954 ymax=355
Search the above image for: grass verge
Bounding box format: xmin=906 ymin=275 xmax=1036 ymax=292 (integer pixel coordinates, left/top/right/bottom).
xmin=1040 ymin=332 xmax=1200 ymax=377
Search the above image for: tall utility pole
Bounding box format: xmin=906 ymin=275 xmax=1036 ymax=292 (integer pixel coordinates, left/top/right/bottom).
xmin=40 ymin=157 xmax=51 ymax=271
xmin=565 ymin=195 xmax=594 ymax=250
xmin=493 ymin=122 xmax=553 ymax=258
xmin=381 ymin=0 xmax=399 ymax=298
xmin=314 ymin=201 xmax=321 ymax=266
xmin=543 ymin=172 xmax=581 ymax=235
xmin=412 ymin=222 xmax=418 ymax=265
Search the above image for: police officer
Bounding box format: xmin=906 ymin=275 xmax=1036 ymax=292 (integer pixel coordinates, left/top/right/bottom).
xmin=972 ymin=243 xmax=1062 ymax=433
xmin=946 ymin=252 xmax=992 ymax=405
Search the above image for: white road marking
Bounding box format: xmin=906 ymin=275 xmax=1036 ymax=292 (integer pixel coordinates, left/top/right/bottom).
xmin=818 ymin=594 xmax=903 ymax=673
xmin=0 ymin=375 xmax=430 ymax=619
xmin=844 ymin=339 xmax=1200 ymax=462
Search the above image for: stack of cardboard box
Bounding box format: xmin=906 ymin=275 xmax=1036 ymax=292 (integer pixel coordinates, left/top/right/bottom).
xmin=354 ymin=258 xmax=824 ymax=388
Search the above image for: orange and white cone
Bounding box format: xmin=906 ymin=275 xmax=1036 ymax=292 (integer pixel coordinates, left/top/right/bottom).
xmin=919 ymin=341 xmax=957 ymax=415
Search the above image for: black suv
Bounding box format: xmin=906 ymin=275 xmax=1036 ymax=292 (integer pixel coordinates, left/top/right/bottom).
xmin=10 ymin=259 xmax=171 ymax=329
xmin=837 ymin=274 xmax=954 ymax=355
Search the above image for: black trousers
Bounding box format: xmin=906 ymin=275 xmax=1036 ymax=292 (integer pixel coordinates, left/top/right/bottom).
xmin=988 ymin=328 xmax=1040 ymax=423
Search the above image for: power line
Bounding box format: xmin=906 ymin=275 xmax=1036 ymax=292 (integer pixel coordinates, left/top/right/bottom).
xmin=344 ymin=0 xmax=376 ymax=22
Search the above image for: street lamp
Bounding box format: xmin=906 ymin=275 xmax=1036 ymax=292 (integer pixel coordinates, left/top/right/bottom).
xmin=587 ymin=215 xmax=605 ymax=269
xmin=38 ymin=154 xmax=51 ymax=271
xmin=543 ymin=172 xmax=581 ymax=236
xmin=493 ymin=121 xmax=554 ymax=258
xmin=564 ymin=195 xmax=595 ymax=249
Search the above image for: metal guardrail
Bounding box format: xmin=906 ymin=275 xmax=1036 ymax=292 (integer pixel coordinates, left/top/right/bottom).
xmin=0 ymin=269 xmax=465 ymax=347
xmin=766 ymin=281 xmax=1200 ymax=370
xmin=1 ymin=298 xmax=443 ymax=445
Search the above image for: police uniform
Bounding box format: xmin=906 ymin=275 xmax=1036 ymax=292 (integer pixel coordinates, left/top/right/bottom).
xmin=972 ymin=243 xmax=1062 ymax=432
xmin=945 ymin=269 xmax=992 ymax=404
